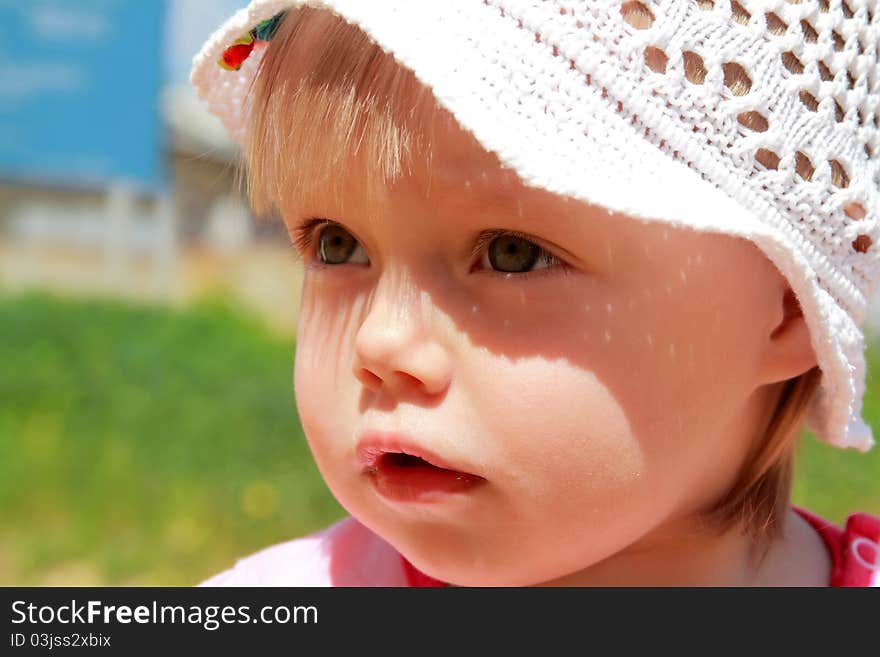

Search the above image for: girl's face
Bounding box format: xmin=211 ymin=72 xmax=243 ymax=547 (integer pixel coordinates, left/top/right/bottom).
xmin=289 ymin=108 xmax=789 ymax=586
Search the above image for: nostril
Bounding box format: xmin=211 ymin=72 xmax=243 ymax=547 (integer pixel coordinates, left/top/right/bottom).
xmin=392 ymin=370 xmax=446 ymax=398
xmin=356 ymin=368 xmax=383 ymax=388
xmin=394 ymin=371 xmax=422 ymax=387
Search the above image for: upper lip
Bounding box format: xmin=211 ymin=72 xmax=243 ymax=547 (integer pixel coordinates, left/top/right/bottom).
xmin=355 ymin=430 xmax=481 ymax=477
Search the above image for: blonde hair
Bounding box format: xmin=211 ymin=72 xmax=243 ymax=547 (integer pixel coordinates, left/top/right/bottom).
xmin=243 ymin=7 xmax=823 ymax=547
xmin=243 ymin=7 xmax=437 ymax=220
xmin=703 ymin=366 xmax=822 ymax=547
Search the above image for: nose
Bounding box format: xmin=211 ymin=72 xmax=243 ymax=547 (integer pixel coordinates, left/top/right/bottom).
xmin=352 ymin=270 xmax=453 ymax=398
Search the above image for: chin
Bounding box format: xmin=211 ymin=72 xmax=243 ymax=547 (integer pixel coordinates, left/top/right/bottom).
xmin=389 ymin=528 xmax=548 ymax=587
xmin=408 ymin=555 xmax=554 ymax=587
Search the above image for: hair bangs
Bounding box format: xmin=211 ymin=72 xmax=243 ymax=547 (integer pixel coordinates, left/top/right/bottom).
xmin=243 ymin=6 xmax=439 ymax=219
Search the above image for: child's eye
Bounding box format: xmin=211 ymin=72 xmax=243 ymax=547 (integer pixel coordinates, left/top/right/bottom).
xmin=473 ymin=230 xmax=569 ymax=278
xmin=292 ymin=219 xmax=369 ymax=266
xmin=315 ymin=223 xmax=370 ymax=265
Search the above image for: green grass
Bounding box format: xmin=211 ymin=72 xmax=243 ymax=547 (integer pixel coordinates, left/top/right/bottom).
xmin=0 ymin=292 xmax=877 ymax=584
xmin=793 ymin=322 xmax=880 ymax=519
xmin=0 ymin=293 xmax=345 ymax=585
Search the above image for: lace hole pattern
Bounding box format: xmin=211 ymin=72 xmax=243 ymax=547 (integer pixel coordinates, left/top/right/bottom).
xmin=631 ymin=0 xmax=877 ymax=257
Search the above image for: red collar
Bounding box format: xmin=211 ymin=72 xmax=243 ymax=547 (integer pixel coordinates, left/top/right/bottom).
xmin=401 ymin=556 xmax=449 ymax=587
xmin=793 ymin=504 xmax=879 ymax=587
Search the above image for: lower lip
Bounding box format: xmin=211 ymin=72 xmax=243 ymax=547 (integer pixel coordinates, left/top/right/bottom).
xmin=365 ymin=459 xmax=485 ymax=503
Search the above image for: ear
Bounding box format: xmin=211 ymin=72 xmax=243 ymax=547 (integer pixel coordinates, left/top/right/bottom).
xmin=757 ymin=285 xmax=818 ymax=385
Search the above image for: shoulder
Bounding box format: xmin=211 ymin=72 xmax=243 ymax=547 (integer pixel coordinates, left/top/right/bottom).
xmin=198 ymin=516 xmax=409 ymax=586
xmin=793 ymin=506 xmax=880 ymax=587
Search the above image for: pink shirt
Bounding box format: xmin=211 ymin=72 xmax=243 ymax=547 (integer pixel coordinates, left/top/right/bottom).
xmin=200 ymin=515 xmax=418 ymax=586
xmin=199 ymin=506 xmax=880 ymax=587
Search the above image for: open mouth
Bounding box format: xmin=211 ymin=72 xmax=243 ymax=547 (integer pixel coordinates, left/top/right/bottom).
xmin=362 ymin=450 xmax=486 ymax=503
xmin=378 ymin=451 xmax=451 ymax=471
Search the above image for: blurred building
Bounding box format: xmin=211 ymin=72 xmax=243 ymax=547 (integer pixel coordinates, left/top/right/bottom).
xmin=0 ymin=1 xmax=301 ymax=333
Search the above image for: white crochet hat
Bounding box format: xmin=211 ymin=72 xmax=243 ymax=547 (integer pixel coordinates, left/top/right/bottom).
xmin=192 ymin=0 xmax=880 ymax=452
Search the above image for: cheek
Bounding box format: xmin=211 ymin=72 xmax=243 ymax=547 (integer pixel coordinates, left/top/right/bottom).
xmin=581 ymin=255 xmax=773 ymax=514
xmin=430 ymin=354 xmax=686 ymax=584
xmin=463 ymin=352 xmax=656 ymax=507
xmin=462 ymin=295 xmax=745 ymax=524
xmin=293 ymin=341 xmax=373 ymax=525
xmin=292 ymin=308 xmax=355 ymax=479
xmin=625 ymin=258 xmax=769 ymax=442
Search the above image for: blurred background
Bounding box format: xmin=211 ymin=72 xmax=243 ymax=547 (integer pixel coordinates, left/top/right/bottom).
xmin=0 ymin=1 xmax=878 ymax=585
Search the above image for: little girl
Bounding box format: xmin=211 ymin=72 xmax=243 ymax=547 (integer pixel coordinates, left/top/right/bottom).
xmin=192 ymin=0 xmax=880 ymax=586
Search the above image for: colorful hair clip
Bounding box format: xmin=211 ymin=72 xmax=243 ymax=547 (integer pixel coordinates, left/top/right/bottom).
xmin=218 ymin=11 xmax=287 ymax=71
